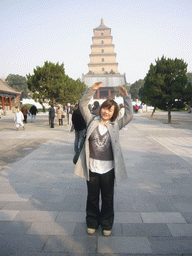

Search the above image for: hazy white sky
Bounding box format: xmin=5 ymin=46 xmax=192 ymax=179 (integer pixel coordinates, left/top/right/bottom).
xmin=0 ymin=0 xmax=192 ymax=84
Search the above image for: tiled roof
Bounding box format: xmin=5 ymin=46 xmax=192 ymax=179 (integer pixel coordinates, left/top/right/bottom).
xmin=0 ymin=79 xmax=21 ymax=94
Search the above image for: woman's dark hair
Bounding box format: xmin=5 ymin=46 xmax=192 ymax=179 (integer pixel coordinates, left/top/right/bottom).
xmin=99 ymin=99 xmax=119 ymax=122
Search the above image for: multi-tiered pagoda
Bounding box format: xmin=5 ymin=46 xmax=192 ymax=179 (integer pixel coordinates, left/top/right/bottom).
xmin=82 ymin=19 xmax=127 ymax=100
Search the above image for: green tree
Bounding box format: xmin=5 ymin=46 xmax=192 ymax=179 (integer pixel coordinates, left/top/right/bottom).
xmin=5 ymin=74 xmax=28 ymax=99
xmin=129 ymin=79 xmax=144 ymax=100
xmin=27 ymin=61 xmax=87 ymax=105
xmin=114 ymin=84 xmax=130 ymax=96
xmin=139 ymin=56 xmax=190 ymax=123
xmin=187 ymin=72 xmax=192 ymax=84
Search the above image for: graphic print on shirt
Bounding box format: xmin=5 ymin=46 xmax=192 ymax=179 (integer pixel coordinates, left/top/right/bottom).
xmin=89 ymin=126 xmax=113 ymax=161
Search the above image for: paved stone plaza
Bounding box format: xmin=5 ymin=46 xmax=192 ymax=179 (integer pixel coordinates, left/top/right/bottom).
xmin=0 ymin=111 xmax=192 ymax=255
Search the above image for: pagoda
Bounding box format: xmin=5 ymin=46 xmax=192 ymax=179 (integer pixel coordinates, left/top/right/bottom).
xmin=82 ymin=19 xmax=127 ymax=100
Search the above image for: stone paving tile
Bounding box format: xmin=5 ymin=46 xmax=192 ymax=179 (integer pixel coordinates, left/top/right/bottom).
xmin=0 ymin=210 xmax=20 ymax=221
xmin=0 ymin=252 xmax=105 ymax=256
xmin=123 ymin=223 xmax=172 ymax=237
xmin=182 ymin=212 xmax=192 ymax=224
xmin=56 ymin=202 xmax=82 ymax=211
xmin=0 ymin=234 xmax=48 ymax=254
xmin=0 ymin=201 xmax=7 ymax=209
xmin=167 ymin=223 xmax=192 ymax=236
xmin=115 ymin=202 xmax=135 ymax=212
xmin=141 ymin=212 xmax=187 ymax=223
xmin=0 ymin=220 xmax=32 ymax=234
xmin=132 ymin=201 xmax=159 ymax=212
xmin=13 ymin=210 xmax=58 ymax=222
xmin=98 ymin=237 xmax=152 ymax=254
xmin=173 ymin=202 xmax=192 ymax=212
xmin=155 ymin=200 xmax=178 ymax=212
xmin=1 ymin=200 xmax=44 ymax=211
xmin=170 ymin=195 xmax=192 ymax=203
xmin=56 ymin=212 xmax=85 ymax=223
xmin=148 ymin=236 xmax=192 ymax=254
xmin=43 ymin=235 xmax=97 ymax=253
xmin=27 ymin=222 xmax=76 ymax=235
xmin=114 ymin=212 xmax=142 ymax=223
xmin=164 ymin=169 xmax=190 ymax=174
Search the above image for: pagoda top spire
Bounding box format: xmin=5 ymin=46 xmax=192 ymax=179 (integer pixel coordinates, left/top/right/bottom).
xmin=94 ymin=18 xmax=110 ymax=31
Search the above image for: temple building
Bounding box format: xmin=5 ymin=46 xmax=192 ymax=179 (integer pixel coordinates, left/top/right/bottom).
xmin=0 ymin=79 xmax=21 ymax=112
xmin=82 ymin=19 xmax=127 ymax=100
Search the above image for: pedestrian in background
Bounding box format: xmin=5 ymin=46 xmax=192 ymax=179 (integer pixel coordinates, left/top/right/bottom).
xmin=92 ymin=101 xmax=100 ymax=116
xmin=56 ymin=106 xmax=63 ymax=126
xmin=49 ymin=105 xmax=55 ymax=128
xmin=21 ymin=105 xmax=28 ymax=123
xmin=29 ymin=105 xmax=38 ymax=122
xmin=74 ymin=82 xmax=133 ymax=236
xmin=72 ymin=102 xmax=86 ymax=153
xmin=67 ymin=103 xmax=73 ymax=126
xmin=14 ymin=108 xmax=25 ymax=130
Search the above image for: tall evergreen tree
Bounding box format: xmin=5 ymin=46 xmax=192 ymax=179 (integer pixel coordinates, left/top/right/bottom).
xmin=5 ymin=74 xmax=28 ymax=99
xmin=129 ymin=79 xmax=144 ymax=100
xmin=27 ymin=61 xmax=87 ymax=105
xmin=139 ymin=56 xmax=190 ymax=123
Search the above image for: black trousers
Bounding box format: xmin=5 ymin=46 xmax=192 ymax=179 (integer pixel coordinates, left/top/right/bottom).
xmin=24 ymin=115 xmax=27 ymax=123
xmin=50 ymin=117 xmax=54 ymax=128
xmin=86 ymin=169 xmax=115 ymax=230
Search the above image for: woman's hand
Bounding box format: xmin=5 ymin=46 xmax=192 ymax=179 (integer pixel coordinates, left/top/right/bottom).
xmin=118 ymin=85 xmax=128 ymax=96
xmin=91 ymin=81 xmax=103 ymax=91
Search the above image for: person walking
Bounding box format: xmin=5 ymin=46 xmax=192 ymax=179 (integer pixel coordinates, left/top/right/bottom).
xmin=14 ymin=108 xmax=25 ymax=130
xmin=21 ymin=105 xmax=28 ymax=123
xmin=56 ymin=106 xmax=63 ymax=126
xmin=67 ymin=103 xmax=73 ymax=126
xmin=74 ymin=82 xmax=133 ymax=236
xmin=29 ymin=105 xmax=38 ymax=122
xmin=49 ymin=105 xmax=55 ymax=128
xmin=72 ymin=102 xmax=86 ymax=153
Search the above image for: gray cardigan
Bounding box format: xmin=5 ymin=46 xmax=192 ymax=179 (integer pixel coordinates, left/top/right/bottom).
xmin=74 ymin=87 xmax=133 ymax=183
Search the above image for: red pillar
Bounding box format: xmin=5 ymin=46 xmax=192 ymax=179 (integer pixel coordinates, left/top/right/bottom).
xmin=108 ymin=89 xmax=111 ymax=98
xmin=9 ymin=97 xmax=12 ymax=110
xmin=2 ymin=96 xmax=5 ymax=110
xmin=97 ymin=90 xmax=99 ymax=99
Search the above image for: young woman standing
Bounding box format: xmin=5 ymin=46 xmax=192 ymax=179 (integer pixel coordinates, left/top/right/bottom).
xmin=74 ymin=82 xmax=133 ymax=236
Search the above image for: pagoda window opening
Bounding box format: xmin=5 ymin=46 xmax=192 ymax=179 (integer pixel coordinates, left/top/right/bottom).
xmin=101 ymin=32 xmax=103 ymax=35
xmin=102 ymin=58 xmax=104 ymax=62
xmin=101 ymin=40 xmax=104 ymax=44
xmin=102 ymin=68 xmax=105 ymax=71
xmin=102 ymin=49 xmax=104 ymax=53
xmin=100 ymin=90 xmax=108 ymax=99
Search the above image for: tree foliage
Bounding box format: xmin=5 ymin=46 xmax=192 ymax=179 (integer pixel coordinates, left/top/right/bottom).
xmin=27 ymin=61 xmax=87 ymax=105
xmin=187 ymin=72 xmax=192 ymax=84
xmin=139 ymin=56 xmax=191 ymax=123
xmin=129 ymin=79 xmax=144 ymax=100
xmin=114 ymin=84 xmax=130 ymax=96
xmin=5 ymin=74 xmax=28 ymax=99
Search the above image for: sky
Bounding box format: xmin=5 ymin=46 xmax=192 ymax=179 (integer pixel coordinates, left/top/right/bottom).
xmin=0 ymin=0 xmax=192 ymax=84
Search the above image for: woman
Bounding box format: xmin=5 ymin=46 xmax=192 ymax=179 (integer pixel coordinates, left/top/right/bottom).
xmin=56 ymin=106 xmax=63 ymax=126
xmin=74 ymin=82 xmax=133 ymax=236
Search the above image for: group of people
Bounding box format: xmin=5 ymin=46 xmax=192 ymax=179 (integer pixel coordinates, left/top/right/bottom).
xmin=49 ymin=103 xmax=72 ymax=128
xmin=14 ymin=104 xmax=38 ymax=130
